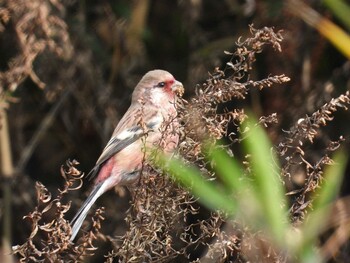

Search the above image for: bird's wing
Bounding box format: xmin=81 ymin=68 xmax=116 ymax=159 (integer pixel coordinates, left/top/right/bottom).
xmin=87 ymin=106 xmax=162 ymax=180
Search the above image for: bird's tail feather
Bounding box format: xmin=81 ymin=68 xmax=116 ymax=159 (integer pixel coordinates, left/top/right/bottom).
xmin=70 ymin=181 xmax=107 ymax=241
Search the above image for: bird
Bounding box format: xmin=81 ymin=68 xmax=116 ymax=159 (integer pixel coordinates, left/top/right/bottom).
xmin=70 ymin=69 xmax=184 ymax=241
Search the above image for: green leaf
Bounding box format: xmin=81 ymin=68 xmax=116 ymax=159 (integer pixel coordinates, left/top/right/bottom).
xmin=323 ymin=0 xmax=350 ymax=31
xmin=241 ymin=117 xmax=288 ymax=244
xmin=160 ymin=156 xmax=237 ymax=216
xmin=313 ymin=151 xmax=347 ymax=210
xmin=209 ymin=146 xmax=246 ymax=193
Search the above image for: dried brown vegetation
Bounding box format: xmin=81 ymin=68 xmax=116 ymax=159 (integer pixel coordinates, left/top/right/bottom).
xmin=12 ymin=160 xmax=104 ymax=262
xmin=1 ymin=1 xmax=350 ymax=263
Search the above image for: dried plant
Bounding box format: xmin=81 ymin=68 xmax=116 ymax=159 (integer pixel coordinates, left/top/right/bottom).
xmin=0 ymin=0 xmax=72 ymax=98
xmin=279 ymin=92 xmax=350 ymax=223
xmin=178 ymin=26 xmax=289 ymax=162
xmin=12 ymin=160 xmax=103 ymax=262
xmin=104 ymin=167 xmax=193 ymax=262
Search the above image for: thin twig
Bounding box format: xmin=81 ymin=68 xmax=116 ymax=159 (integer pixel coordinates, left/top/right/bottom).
xmin=16 ymin=85 xmax=74 ymax=171
xmin=0 ymin=108 xmax=15 ymax=263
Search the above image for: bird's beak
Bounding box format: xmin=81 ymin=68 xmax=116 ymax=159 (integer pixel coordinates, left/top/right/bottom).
xmin=171 ymin=80 xmax=184 ymax=97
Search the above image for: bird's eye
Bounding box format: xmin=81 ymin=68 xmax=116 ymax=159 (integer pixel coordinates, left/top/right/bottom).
xmin=157 ymin=82 xmax=166 ymax=88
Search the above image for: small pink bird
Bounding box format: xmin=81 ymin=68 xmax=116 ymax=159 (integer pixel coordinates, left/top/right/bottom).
xmin=70 ymin=70 xmax=184 ymax=241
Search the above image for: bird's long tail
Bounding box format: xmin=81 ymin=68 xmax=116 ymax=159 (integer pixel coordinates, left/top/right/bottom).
xmin=70 ymin=181 xmax=108 ymax=241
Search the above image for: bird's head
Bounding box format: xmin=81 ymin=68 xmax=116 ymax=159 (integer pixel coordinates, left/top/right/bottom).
xmin=132 ymin=70 xmax=184 ymax=105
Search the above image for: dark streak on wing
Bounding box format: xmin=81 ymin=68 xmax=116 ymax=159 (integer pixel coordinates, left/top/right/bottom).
xmin=87 ymin=120 xmax=158 ymax=180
